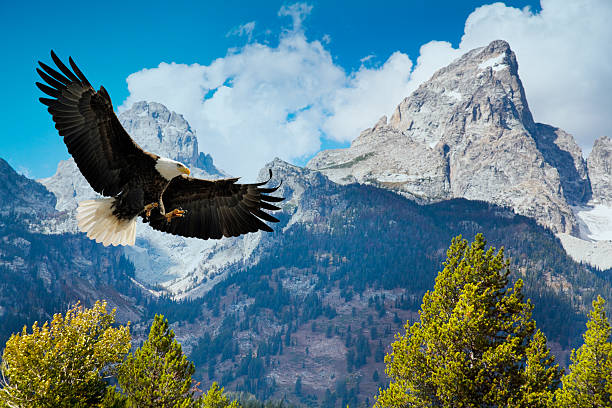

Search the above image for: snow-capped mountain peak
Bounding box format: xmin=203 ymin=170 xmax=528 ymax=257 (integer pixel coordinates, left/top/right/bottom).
xmin=308 ymin=40 xmax=589 ymax=236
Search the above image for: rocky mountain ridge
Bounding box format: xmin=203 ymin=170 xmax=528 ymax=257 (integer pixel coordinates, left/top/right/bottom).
xmin=308 ymin=40 xmax=592 ymax=236
xmin=6 ymin=89 xmax=612 ymax=406
xmin=4 ymin=149 xmax=611 ymax=405
xmin=0 ymin=158 xmax=56 ymax=218
xmin=37 ymin=41 xmax=612 ymax=290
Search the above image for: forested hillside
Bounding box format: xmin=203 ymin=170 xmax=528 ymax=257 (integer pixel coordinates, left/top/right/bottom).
xmin=161 ymin=179 xmax=611 ymax=406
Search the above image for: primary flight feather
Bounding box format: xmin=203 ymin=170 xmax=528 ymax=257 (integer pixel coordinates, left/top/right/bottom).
xmin=36 ymin=51 xmax=284 ymax=246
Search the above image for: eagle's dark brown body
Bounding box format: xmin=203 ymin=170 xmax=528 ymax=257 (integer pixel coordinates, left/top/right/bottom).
xmin=36 ymin=51 xmax=284 ymax=246
xmin=112 ymin=164 xmax=167 ymax=220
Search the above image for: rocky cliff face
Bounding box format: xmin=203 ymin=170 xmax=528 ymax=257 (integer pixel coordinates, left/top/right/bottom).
xmin=556 ymin=135 xmax=612 ymax=268
xmin=0 ymin=158 xmax=56 ymax=218
xmin=308 ymin=40 xmax=589 ymax=234
xmin=588 ymin=136 xmax=612 ymax=205
xmin=118 ymin=101 xmax=223 ymax=176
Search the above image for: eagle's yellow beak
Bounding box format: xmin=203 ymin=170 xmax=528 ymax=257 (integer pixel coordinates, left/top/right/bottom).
xmin=181 ymin=166 xmax=191 ymax=176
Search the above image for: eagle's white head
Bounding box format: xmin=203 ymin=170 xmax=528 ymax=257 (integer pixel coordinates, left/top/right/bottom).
xmin=155 ymin=157 xmax=191 ymax=180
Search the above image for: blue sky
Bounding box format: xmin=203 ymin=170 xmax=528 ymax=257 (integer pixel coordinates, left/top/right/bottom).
xmin=2 ymin=0 xmax=610 ymax=179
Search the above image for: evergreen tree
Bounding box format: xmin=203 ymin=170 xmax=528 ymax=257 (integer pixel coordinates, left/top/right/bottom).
xmin=200 ymin=383 xmax=240 ymax=408
xmin=375 ymin=234 xmax=560 ymax=408
xmin=208 ymin=360 xmax=216 ymax=381
xmin=346 ymin=349 xmax=355 ymax=372
xmin=0 ymin=301 xmax=130 ymax=407
xmin=118 ymin=314 xmax=197 ymax=407
xmin=510 ymin=329 xmax=561 ymax=407
xmin=556 ymin=295 xmax=612 ymax=407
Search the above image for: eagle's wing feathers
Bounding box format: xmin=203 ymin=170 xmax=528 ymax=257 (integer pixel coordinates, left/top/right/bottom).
xmin=147 ymin=172 xmax=283 ymax=240
xmin=36 ymin=51 xmax=153 ymax=196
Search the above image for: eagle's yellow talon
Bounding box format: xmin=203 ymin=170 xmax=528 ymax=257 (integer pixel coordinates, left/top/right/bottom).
xmin=165 ymin=208 xmax=185 ymax=222
xmin=144 ymin=202 xmax=159 ymax=218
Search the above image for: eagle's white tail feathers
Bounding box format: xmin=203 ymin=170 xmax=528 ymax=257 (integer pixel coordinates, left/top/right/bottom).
xmin=76 ymin=198 xmax=137 ymax=246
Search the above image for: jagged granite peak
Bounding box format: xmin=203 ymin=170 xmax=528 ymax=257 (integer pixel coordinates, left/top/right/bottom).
xmin=308 ymin=40 xmax=589 ymax=234
xmin=387 ymin=40 xmax=536 ymax=138
xmin=118 ymin=101 xmax=225 ymax=178
xmin=119 ymin=101 xmax=195 ymax=168
xmin=588 ymin=136 xmax=612 ymax=205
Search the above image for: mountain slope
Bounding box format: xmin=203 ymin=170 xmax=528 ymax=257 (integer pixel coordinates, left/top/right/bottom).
xmin=5 ymin=151 xmax=609 ymax=405
xmin=0 ymin=158 xmax=145 ymax=344
xmin=28 ymin=42 xmax=612 ymax=406
xmin=170 ymin=159 xmax=610 ymax=406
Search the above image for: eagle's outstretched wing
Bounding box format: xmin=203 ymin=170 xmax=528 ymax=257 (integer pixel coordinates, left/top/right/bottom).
xmin=36 ymin=51 xmax=154 ymax=196
xmin=147 ymin=171 xmax=284 ymax=239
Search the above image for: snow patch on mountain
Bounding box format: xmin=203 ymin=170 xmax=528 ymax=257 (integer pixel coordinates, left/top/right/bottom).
xmin=478 ymin=54 xmax=507 ymax=71
xmin=444 ymin=90 xmax=463 ymax=101
xmin=573 ymin=204 xmax=612 ymax=242
xmin=557 ymin=136 xmax=612 ymax=269
xmin=558 ymin=203 xmax=612 ymax=270
xmin=557 ymin=233 xmax=612 ymax=270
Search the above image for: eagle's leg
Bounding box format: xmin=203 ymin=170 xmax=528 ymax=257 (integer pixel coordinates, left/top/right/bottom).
xmin=143 ymin=202 xmax=158 ymax=218
xmin=165 ymin=208 xmax=185 ymax=222
xmin=158 ymin=182 xmax=169 ymax=215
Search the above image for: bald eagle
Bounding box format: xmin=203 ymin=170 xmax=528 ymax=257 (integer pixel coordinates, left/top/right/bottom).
xmin=36 ymin=51 xmax=284 ymax=247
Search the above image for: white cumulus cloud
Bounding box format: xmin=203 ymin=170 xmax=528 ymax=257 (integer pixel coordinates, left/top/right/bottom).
xmin=278 ymin=2 xmax=313 ymax=31
xmin=120 ymin=30 xmax=344 ymax=178
xmin=120 ymin=6 xmax=415 ymax=177
xmin=323 ymin=52 xmax=413 ymax=142
xmin=121 ymin=0 xmax=611 ymax=177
